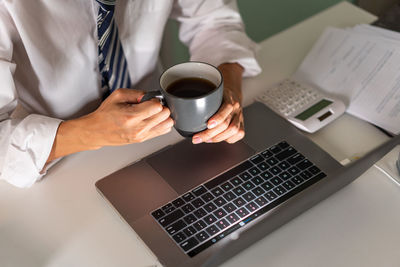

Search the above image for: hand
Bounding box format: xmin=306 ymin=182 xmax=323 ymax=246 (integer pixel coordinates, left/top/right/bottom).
xmin=192 ymin=63 xmax=245 ymax=144
xmin=47 ymin=88 xmax=174 ymax=162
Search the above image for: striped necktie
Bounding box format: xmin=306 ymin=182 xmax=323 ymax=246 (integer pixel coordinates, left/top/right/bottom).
xmin=96 ymin=0 xmax=131 ymax=96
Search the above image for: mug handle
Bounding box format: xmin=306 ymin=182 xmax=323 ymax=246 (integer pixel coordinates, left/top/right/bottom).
xmin=140 ymin=90 xmax=166 ymax=105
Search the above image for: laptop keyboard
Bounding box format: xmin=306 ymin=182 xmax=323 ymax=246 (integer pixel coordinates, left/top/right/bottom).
xmin=151 ymin=141 xmax=326 ymax=257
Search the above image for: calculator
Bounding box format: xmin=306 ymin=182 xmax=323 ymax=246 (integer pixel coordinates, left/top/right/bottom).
xmin=256 ymin=79 xmax=346 ymax=133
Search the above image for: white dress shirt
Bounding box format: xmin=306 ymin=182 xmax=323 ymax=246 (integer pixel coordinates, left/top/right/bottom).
xmin=0 ymin=0 xmax=261 ymax=188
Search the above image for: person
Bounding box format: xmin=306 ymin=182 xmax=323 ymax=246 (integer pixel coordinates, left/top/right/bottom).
xmin=0 ymin=0 xmax=261 ymax=188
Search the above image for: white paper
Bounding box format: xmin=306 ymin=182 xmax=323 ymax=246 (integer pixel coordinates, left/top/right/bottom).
xmin=293 ymin=25 xmax=400 ymax=134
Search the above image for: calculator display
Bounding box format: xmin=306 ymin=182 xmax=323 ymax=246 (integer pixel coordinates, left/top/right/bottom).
xmin=295 ymin=99 xmax=332 ymax=121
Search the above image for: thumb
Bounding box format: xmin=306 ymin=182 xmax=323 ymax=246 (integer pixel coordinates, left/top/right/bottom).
xmin=109 ymin=88 xmax=145 ymax=104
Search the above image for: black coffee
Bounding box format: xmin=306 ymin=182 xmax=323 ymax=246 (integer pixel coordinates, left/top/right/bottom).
xmin=166 ymin=77 xmax=216 ymax=98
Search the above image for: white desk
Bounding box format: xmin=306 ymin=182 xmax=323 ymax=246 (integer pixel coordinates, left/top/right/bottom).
xmin=1 ymin=2 xmax=399 ymax=267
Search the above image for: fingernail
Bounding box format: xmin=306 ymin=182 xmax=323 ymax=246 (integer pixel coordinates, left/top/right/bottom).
xmin=208 ymin=120 xmax=217 ymax=129
xmin=193 ymin=136 xmax=202 ymax=144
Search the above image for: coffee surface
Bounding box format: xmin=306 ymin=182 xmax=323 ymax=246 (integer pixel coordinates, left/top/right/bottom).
xmin=166 ymin=77 xmax=216 ymax=98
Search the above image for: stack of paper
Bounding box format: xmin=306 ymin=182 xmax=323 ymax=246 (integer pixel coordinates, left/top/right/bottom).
xmin=293 ymin=24 xmax=400 ymax=134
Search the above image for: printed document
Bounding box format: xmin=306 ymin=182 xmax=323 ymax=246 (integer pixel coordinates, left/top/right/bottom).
xmin=293 ymin=25 xmax=400 ymax=134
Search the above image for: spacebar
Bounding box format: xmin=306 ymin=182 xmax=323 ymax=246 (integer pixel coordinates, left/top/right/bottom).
xmin=204 ymin=160 xmax=253 ymax=190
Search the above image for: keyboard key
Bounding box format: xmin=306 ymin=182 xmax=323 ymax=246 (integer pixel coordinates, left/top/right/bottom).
xmin=193 ymin=220 xmax=207 ymax=231
xmin=266 ymin=157 xmax=279 ymax=166
xmin=166 ymin=220 xmax=187 ymax=235
xmin=278 ymin=161 xmax=290 ymax=170
xmin=183 ymin=214 xmax=197 ymax=224
xmin=173 ymin=232 xmax=186 ymax=243
xmin=151 ymin=209 xmax=165 ymax=220
xmin=269 ymin=166 xmax=282 ymax=175
xmin=232 ymin=197 xmax=246 ymax=208
xmin=273 ymin=185 xmax=287 ymax=196
xmin=205 ymin=225 xmax=219 ymax=235
xmin=192 ymin=185 xmax=207 ymax=196
xmin=211 ymin=187 xmax=224 ymax=197
xmin=182 ymin=203 xmax=195 ymax=213
xmin=278 ymin=171 xmax=292 ymax=181
xmin=269 ymin=145 xmax=281 ymax=154
xmin=299 ymin=170 xmax=312 ymax=180
xmin=232 ymin=186 xmax=245 ymax=196
xmin=183 ymin=226 xmax=197 ymax=236
xmin=201 ymin=192 xmax=215 ymax=202
xmin=161 ymin=203 xmax=173 ymax=211
xmin=261 ymin=181 xmax=274 ymax=191
xmin=291 ymin=175 xmax=304 ymax=185
xmin=196 ymin=231 xmax=210 ymax=242
xmin=297 ymin=159 xmax=313 ymax=170
xmin=216 ymin=219 xmax=230 ymax=230
xmin=243 ymin=192 xmax=256 ymax=202
xmin=264 ymin=191 xmax=278 ymax=201
xmin=223 ymin=202 xmax=237 ymax=213
xmin=275 ymin=147 xmax=297 ymax=161
xmin=252 ymin=186 xmax=266 ymax=196
xmin=182 ymin=192 xmax=195 ymax=202
xmin=249 ymin=166 xmax=261 ymax=176
xmin=288 ymin=166 xmax=300 ymax=175
xmin=261 ymin=149 xmax=273 ymax=158
xmin=239 ymin=171 xmax=252 ymax=181
xmin=231 ymin=177 xmax=243 ymax=186
xmin=214 ymin=197 xmax=227 ymax=207
xmin=245 ymin=201 xmax=259 ymax=212
xmin=282 ymin=180 xmax=295 ymax=191
xmin=193 ymin=208 xmax=207 ymax=219
xmin=213 ymin=208 xmax=227 ymax=219
xmin=159 ymin=209 xmax=184 ymax=227
xmin=242 ymin=181 xmax=255 ymax=190
xmin=287 ymin=153 xmax=304 ymax=164
xmin=226 ymin=213 xmax=240 ymax=224
xmin=260 ymin=170 xmax=273 ymax=179
xmin=164 ymin=206 xmax=175 ymax=213
xmin=278 ymin=141 xmax=290 ymax=149
xmin=250 ymin=154 xmax=264 ymax=164
xmin=251 ymin=176 xmax=264 ymax=185
xmin=221 ymin=182 xmax=233 ymax=191
xmin=254 ymin=196 xmax=268 ymax=207
xmin=308 ymin=165 xmax=321 ymax=175
xmin=203 ymin=214 xmax=218 ymax=225
xmin=257 ymin=162 xmax=269 ymax=171
xmin=192 ymin=198 xmax=205 ymax=208
xmin=236 ymin=207 xmax=250 ymax=218
xmin=270 ymin=177 xmax=283 ymax=186
xmin=172 ymin=198 xmax=185 ymax=208
xmin=180 ymin=237 xmax=199 ymax=252
xmin=222 ymin=191 xmax=236 ymax=201
xmin=204 ymin=203 xmax=217 ymax=213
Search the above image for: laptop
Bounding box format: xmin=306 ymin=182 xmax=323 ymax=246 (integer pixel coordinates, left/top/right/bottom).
xmin=95 ymin=102 xmax=399 ymax=266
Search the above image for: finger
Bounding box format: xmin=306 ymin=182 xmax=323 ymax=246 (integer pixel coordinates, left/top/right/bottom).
xmin=142 ymin=106 xmax=172 ymax=130
xmin=127 ymin=99 xmax=164 ymax=120
xmin=109 ymin=88 xmax=145 ymax=104
xmin=142 ymin=117 xmax=174 ymax=142
xmin=207 ymin=102 xmax=234 ymax=129
xmin=225 ymin=129 xmax=245 ymax=144
xmin=210 ymin=114 xmax=243 ymax=143
xmin=193 ymin=115 xmax=232 ymax=144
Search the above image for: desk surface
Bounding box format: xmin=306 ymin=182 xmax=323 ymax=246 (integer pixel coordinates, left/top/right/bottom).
xmin=1 ymin=2 xmax=399 ymax=267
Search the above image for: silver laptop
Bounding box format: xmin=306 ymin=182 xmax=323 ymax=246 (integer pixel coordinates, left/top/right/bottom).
xmin=96 ymin=102 xmax=399 ymax=267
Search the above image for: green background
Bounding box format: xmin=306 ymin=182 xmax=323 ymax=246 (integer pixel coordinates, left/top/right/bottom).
xmin=160 ymin=0 xmax=357 ymax=67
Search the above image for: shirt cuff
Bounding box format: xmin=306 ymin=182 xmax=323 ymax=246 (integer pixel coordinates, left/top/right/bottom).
xmin=2 ymin=115 xmax=62 ymax=188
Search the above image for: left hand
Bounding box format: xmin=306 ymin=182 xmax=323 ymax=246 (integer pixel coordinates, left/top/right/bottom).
xmin=192 ymin=62 xmax=245 ymax=144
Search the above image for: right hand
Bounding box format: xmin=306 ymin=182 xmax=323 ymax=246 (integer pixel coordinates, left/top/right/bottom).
xmin=81 ymin=88 xmax=174 ymax=147
xmin=47 ymin=88 xmax=174 ymax=162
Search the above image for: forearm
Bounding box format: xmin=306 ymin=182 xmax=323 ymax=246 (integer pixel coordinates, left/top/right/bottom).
xmin=218 ymin=62 xmax=244 ymax=102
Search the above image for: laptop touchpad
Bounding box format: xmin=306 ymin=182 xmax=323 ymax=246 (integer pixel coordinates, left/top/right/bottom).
xmin=146 ymin=139 xmax=255 ymax=195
